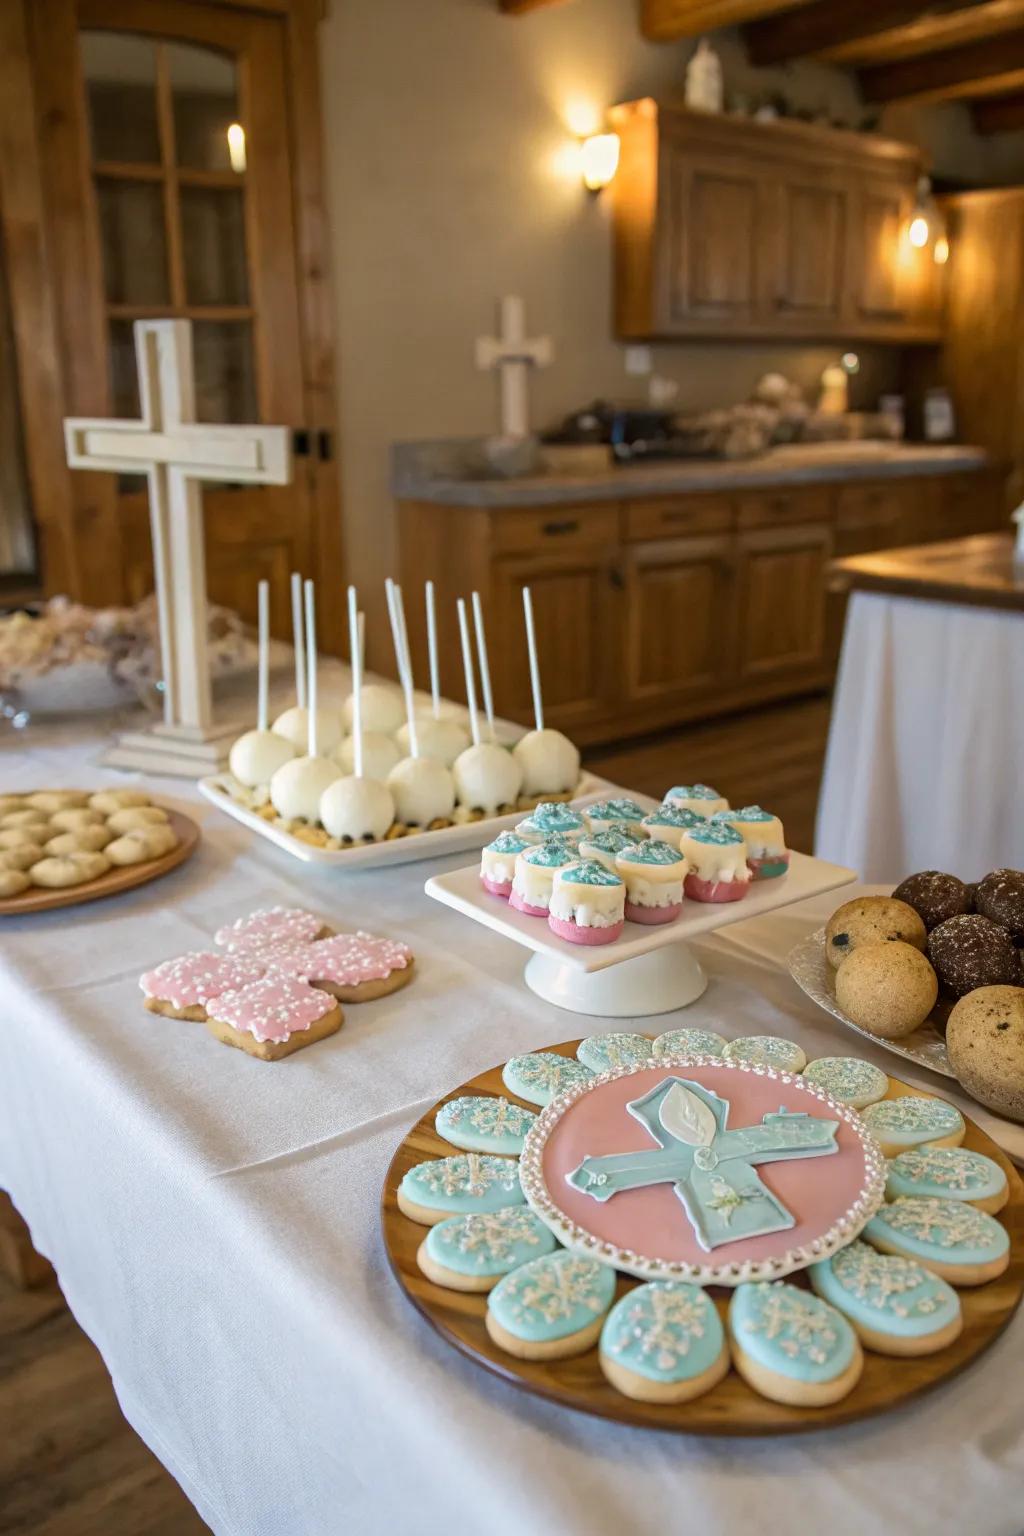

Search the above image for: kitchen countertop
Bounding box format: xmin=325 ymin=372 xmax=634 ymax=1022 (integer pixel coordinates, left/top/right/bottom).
xmin=393 ymin=439 xmax=990 ymax=509
xmin=831 ymin=531 xmax=1023 ymax=613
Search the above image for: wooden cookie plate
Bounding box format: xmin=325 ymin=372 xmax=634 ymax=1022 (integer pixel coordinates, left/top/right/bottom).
xmin=0 ymin=809 xmax=200 ymax=916
xmin=382 ymin=1041 xmax=1024 ymax=1435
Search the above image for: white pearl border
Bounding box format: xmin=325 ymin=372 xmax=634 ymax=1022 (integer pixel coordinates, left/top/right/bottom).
xmin=518 ymin=1054 xmax=888 ymax=1287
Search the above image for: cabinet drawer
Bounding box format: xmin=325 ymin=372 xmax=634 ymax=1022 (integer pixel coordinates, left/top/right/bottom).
xmin=490 ymin=503 xmax=619 ymax=556
xmin=833 ymin=481 xmax=913 ymax=556
xmin=737 ymin=486 xmax=831 ymax=528
xmin=624 ymin=494 xmax=732 ymax=542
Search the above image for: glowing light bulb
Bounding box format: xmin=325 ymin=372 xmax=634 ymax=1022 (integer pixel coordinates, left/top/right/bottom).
xmin=934 ymin=234 xmax=950 ymax=265
xmin=227 ymin=122 xmax=247 ymax=174
xmin=580 ymin=132 xmax=620 ymax=192
xmin=908 ymin=215 xmax=929 ymax=249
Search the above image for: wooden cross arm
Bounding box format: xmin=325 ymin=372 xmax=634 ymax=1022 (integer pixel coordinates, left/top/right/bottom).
xmin=64 ymin=421 xmax=291 ymax=485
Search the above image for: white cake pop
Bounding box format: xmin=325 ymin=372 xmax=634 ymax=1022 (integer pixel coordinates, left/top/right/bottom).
xmin=271 ymin=705 xmax=343 ymax=755
xmin=333 ymin=730 xmax=401 ymax=782
xmin=513 ymin=728 xmax=580 ymax=798
xmin=270 ymin=580 xmax=340 ymax=821
xmin=384 ymin=579 xmax=457 ymax=827
xmin=452 ymin=596 xmax=523 ymax=815
xmin=395 ymin=714 xmax=470 ymax=766
xmin=343 ymin=682 xmax=405 ymax=736
xmin=321 ymin=587 xmax=396 ymax=842
xmin=230 ymin=581 xmax=298 ymax=787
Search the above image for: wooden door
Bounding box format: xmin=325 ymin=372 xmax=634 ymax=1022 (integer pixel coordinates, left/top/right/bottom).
xmin=735 ymin=523 xmax=831 ymax=683
xmin=665 ymin=147 xmax=766 ymax=328
xmin=772 ymin=170 xmax=848 ymax=327
xmin=622 ymin=536 xmax=734 ymax=708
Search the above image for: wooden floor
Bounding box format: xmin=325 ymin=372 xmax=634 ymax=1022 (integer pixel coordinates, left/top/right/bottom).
xmin=0 ymin=694 xmax=832 ymax=1536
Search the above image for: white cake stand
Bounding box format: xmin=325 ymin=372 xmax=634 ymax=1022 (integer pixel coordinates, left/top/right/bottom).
xmin=425 ymin=849 xmax=856 ymax=1018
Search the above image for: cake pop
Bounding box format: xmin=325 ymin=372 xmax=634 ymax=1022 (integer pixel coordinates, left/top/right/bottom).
xmin=511 ymin=585 xmax=580 ymax=802
xmin=320 ymin=587 xmax=396 ymax=843
xmin=452 ymin=597 xmax=522 ymax=816
xmin=342 ymin=682 xmax=405 ymax=737
xmin=273 ymin=571 xmax=344 ymax=753
xmin=394 ymin=579 xmax=472 ymax=767
xmin=384 ymin=579 xmax=456 ymax=828
xmin=229 ymin=581 xmax=297 ymax=787
xmin=333 ymin=731 xmax=401 ymax=783
xmin=270 ymin=581 xmax=341 ymax=821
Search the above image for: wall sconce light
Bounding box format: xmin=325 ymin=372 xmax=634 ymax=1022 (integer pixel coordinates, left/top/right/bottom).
xmin=908 ymin=175 xmax=937 ymax=249
xmin=580 ymin=132 xmax=620 ymax=192
xmin=226 ymin=122 xmax=247 ymax=174
xmin=933 ymin=233 xmax=950 ymax=265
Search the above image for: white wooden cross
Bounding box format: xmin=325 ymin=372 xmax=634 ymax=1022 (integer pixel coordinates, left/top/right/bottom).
xmin=475 ymin=295 xmax=553 ymax=439
xmin=64 ymin=319 xmax=291 ymax=777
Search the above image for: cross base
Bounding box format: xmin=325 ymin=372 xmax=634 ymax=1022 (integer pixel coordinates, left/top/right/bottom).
xmin=102 ymin=718 xmax=244 ymax=778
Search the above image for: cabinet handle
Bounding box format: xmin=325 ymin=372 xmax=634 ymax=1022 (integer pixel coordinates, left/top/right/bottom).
xmin=542 ymin=518 xmax=580 ymax=536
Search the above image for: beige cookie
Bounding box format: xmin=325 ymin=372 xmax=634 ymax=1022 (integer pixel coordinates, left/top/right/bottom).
xmin=826 ymin=897 xmax=927 ymax=970
xmin=89 ymin=789 xmax=152 ymax=814
xmin=1 ymin=843 xmax=44 ymax=871
xmin=1 ymin=809 xmax=51 ymax=832
xmin=0 ymin=827 xmax=45 ymax=850
xmin=106 ymin=806 xmax=169 ymax=834
xmin=105 ymin=825 xmax=178 ymax=866
xmin=0 ymin=868 xmax=30 ymax=897
xmin=835 ymin=941 xmax=938 ymax=1039
xmin=29 ymin=851 xmax=110 ymax=888
xmin=45 ymin=827 xmax=114 ymax=855
xmin=49 ymin=807 xmax=106 ymax=832
xmin=946 ymin=986 xmax=1024 ymax=1124
xmin=0 ymin=795 xmax=25 ymax=815
xmin=25 ymin=791 xmax=90 ymax=813
xmin=204 ymin=1004 xmax=343 ymax=1062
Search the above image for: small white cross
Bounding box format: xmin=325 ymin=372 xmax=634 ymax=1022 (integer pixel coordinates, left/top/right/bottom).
xmin=475 ymin=295 xmax=553 ymax=439
xmin=64 ymin=319 xmax=291 ymax=775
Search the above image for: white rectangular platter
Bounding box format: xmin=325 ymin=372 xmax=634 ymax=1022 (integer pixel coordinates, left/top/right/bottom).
xmin=425 ymin=849 xmax=856 ymax=973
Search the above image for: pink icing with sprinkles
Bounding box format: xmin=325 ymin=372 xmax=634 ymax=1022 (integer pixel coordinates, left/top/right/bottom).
xmin=289 ymin=931 xmax=411 ymax=986
xmin=139 ymin=951 xmax=266 ymax=1008
xmin=214 ymin=907 xmax=324 ymax=951
xmin=208 ymin=973 xmax=336 ymax=1043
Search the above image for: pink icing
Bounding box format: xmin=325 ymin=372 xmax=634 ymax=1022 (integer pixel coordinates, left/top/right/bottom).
xmin=624 ymin=899 xmax=681 ymax=926
xmin=139 ymin=951 xmax=265 ymax=1008
xmin=481 ymin=875 xmax=513 ymax=899
xmin=548 ymin=913 xmax=623 ymax=945
xmin=540 ymin=1063 xmax=872 ymax=1268
xmin=684 ymin=874 xmax=748 ymax=903
xmin=208 ymin=973 xmax=336 ymax=1043
xmin=214 ymin=907 xmax=324 ymax=950
xmin=264 ymin=932 xmax=412 ymax=987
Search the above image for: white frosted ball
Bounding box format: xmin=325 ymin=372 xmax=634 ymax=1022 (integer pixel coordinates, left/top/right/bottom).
xmin=229 ymin=728 xmax=296 ymax=788
xmin=269 ymin=754 xmax=341 ymax=822
xmin=513 ymin=728 xmax=581 ymax=797
xmin=343 ymin=684 xmax=405 ymax=737
xmin=395 ymin=715 xmax=470 ymax=767
xmin=271 ymin=706 xmax=344 ymax=755
xmin=387 ymin=756 xmax=456 ymax=827
xmin=333 ymin=731 xmax=401 ymax=782
xmin=320 ymin=775 xmax=395 ymax=842
xmin=453 ymin=742 xmax=523 ymax=815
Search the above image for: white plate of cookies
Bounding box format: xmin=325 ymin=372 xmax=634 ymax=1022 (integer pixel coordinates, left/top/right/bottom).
xmin=0 ymin=789 xmax=199 ymax=915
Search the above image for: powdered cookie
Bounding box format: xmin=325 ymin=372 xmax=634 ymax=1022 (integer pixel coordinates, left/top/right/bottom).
xmin=25 ymin=791 xmax=89 ymax=813
xmin=0 ymin=843 xmax=43 ymax=872
xmin=1 ymin=809 xmax=50 ymax=832
xmin=140 ymin=951 xmax=267 ymax=1021
xmin=89 ymin=789 xmax=152 ymax=814
xmin=204 ymin=973 xmax=342 ymax=1061
xmin=0 ymin=828 xmax=44 ymax=851
xmin=30 ymin=851 xmax=110 ymax=888
xmin=44 ymin=826 xmax=113 ymax=855
xmin=417 ymin=1206 xmax=556 ymax=1292
xmin=48 ymin=807 xmax=106 ymax=831
xmin=106 ymin=825 xmax=178 ymax=865
xmin=0 ymin=869 xmax=30 ymax=897
xmin=0 ymin=795 xmax=25 ymax=815
xmin=106 ymin=806 xmax=170 ymax=834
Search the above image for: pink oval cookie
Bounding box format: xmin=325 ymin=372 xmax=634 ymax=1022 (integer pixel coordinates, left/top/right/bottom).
xmin=214 ymin=907 xmax=325 ymax=950
xmin=266 ymin=931 xmax=412 ymax=987
xmin=207 ymin=973 xmax=336 ymax=1044
xmin=140 ymin=951 xmax=265 ymax=1009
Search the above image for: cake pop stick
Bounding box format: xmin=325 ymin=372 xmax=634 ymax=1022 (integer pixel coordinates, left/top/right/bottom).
xmin=426 ymin=580 xmax=441 ymax=720
xmin=522 ymin=585 xmax=544 ymax=733
xmin=304 ymin=578 xmax=319 ymax=759
xmin=386 ymin=578 xmax=419 ymax=758
xmin=256 ymin=580 xmax=270 ymax=733
xmin=348 ymin=584 xmax=363 ymax=778
xmin=456 ymin=597 xmax=481 ymax=747
xmin=471 ymin=590 xmax=496 ymax=744
xmin=291 ymin=571 xmax=306 ymax=709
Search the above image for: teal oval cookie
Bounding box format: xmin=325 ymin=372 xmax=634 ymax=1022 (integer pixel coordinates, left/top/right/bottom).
xmin=652 ymin=1028 xmax=727 ymax=1060
xmin=435 ymin=1095 xmax=537 ymax=1154
xmin=399 ymin=1153 xmax=524 ymax=1216
xmin=802 ymin=1057 xmax=889 ymax=1109
xmin=488 ymin=1251 xmax=615 ymax=1344
xmin=864 ymin=1197 xmax=1009 ymax=1269
xmin=810 ymin=1240 xmax=961 ymax=1342
xmin=885 ymin=1147 xmax=1007 ymax=1207
xmin=502 ymin=1050 xmax=595 ymax=1107
xmin=722 ymin=1035 xmax=806 ymax=1073
xmin=424 ymin=1206 xmax=556 ymax=1280
xmin=576 ymin=1032 xmax=654 ymax=1074
xmin=729 ymin=1282 xmax=857 ymax=1385
xmin=600 ymin=1281 xmax=724 ymax=1385
xmin=859 ymin=1096 xmax=965 ymax=1151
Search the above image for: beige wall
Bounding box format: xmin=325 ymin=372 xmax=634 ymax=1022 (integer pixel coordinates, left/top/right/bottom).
xmin=320 ymin=0 xmax=1024 ymax=668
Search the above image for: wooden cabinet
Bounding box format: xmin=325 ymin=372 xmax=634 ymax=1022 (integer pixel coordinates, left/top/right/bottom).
xmin=610 ymin=101 xmax=941 ymax=343
xmin=736 ymin=523 xmax=831 ymax=683
xmin=622 ymin=535 xmax=734 ymax=709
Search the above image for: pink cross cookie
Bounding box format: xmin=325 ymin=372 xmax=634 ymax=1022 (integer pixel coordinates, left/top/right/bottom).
xmin=265 ymin=931 xmax=412 ymax=988
xmin=207 ymin=973 xmax=337 ymax=1044
xmin=214 ymin=907 xmax=326 ymax=951
xmin=140 ymin=951 xmax=266 ymax=1010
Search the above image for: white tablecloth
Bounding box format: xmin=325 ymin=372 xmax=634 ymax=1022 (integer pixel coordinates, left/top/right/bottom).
xmin=816 ymin=590 xmax=1024 ymax=881
xmin=3 ymin=715 xmax=1023 ymax=1536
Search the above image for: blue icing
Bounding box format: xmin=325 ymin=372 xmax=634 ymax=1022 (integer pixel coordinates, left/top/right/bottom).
xmin=485 ymin=831 xmax=530 ymax=855
xmin=864 ymin=1197 xmax=1009 ymax=1266
xmin=616 ymin=839 xmax=684 ymax=868
xmin=588 ymin=798 xmax=646 ymax=823
xmin=667 ymin=784 xmax=722 ymax=802
xmin=600 ymin=1282 xmax=724 ymax=1383
xmin=860 ymin=1097 xmax=964 ymax=1147
xmin=523 ymin=802 xmax=585 ymax=834
xmin=712 ymin=805 xmax=774 ymax=824
xmin=488 ymin=1251 xmax=615 ymax=1343
xmin=503 ymin=1051 xmax=595 ymax=1107
xmin=435 ymin=1095 xmax=537 ymax=1155
xmin=557 ymin=859 xmax=623 ymax=888
xmin=684 ymin=821 xmax=744 ymax=847
xmin=885 ymin=1147 xmax=1007 ymax=1205
xmin=722 ymin=1036 xmax=806 ymax=1072
xmin=521 ymin=839 xmax=575 ymax=869
xmin=580 ymin=828 xmax=635 ymax=855
xmin=729 ymin=1282 xmax=857 ymax=1384
xmin=802 ymin=1057 xmax=889 ymax=1107
xmin=577 ymin=1033 xmax=654 ymax=1073
xmin=642 ymin=805 xmax=706 ymax=830
xmin=425 ymin=1206 xmax=556 ymax=1278
xmin=810 ymin=1241 xmax=961 ymax=1339
xmin=400 ymin=1153 xmax=524 ymax=1215
xmin=653 ymin=1028 xmax=727 ymax=1060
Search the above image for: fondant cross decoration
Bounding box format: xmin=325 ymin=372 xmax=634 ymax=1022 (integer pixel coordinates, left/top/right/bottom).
xmin=567 ymin=1077 xmax=839 ymax=1253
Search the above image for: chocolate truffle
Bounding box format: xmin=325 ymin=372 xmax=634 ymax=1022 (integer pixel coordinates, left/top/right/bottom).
xmin=892 ymin=871 xmax=971 ymax=932
xmin=973 ymin=869 xmax=1024 ymax=945
xmin=928 ymin=914 xmax=1020 ymax=1000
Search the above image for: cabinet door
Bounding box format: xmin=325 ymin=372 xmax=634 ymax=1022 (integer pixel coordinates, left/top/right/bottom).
xmin=736 ymin=522 xmax=831 ymax=683
xmin=666 ymin=148 xmax=765 ymax=327
xmin=490 ymin=549 xmax=619 ymax=732
xmin=853 ymin=180 xmax=910 ymax=325
xmin=622 ymin=535 xmax=734 ymax=708
xmin=773 ymin=173 xmax=848 ymax=326
xmin=833 ymin=481 xmax=916 ymax=558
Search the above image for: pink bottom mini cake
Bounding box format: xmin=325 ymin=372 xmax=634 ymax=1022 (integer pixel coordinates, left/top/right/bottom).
xmin=624 ymin=897 xmax=682 ymax=925
xmin=547 ymin=860 xmax=626 ymax=947
xmin=510 ymin=890 xmax=550 ymax=918
xmin=549 ymin=912 xmax=625 ymax=945
xmin=482 ymin=874 xmax=514 ymax=899
xmin=684 ymin=873 xmax=748 ymax=904
xmin=748 ymin=851 xmax=790 ymax=880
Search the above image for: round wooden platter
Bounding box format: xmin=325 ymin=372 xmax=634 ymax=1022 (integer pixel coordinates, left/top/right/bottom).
xmin=382 ymin=1040 xmax=1024 ymax=1436
xmin=0 ymin=808 xmax=200 ymax=916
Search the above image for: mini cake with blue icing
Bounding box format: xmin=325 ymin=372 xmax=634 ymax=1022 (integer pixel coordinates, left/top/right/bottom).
xmin=502 ymin=1050 xmax=595 ymax=1107
xmin=810 ymin=1240 xmax=963 ymax=1356
xmin=802 ymin=1057 xmax=889 ymax=1110
xmin=397 ymin=1152 xmax=525 ymax=1225
xmin=652 ymin=1027 xmax=727 ymax=1060
xmin=480 ymin=830 xmax=531 ymax=900
xmin=665 ymin=783 xmax=729 ymax=818
xmin=885 ymin=1146 xmax=1008 ymax=1215
xmin=599 ymin=1281 xmax=729 ymax=1403
xmin=577 ymin=1032 xmax=654 ymax=1074
xmin=728 ymin=1281 xmax=863 ymax=1406
xmin=509 ymin=838 xmax=575 ymax=918
xmin=486 ymin=1250 xmax=616 ymax=1360
xmin=679 ymin=821 xmax=752 ymax=903
xmin=417 ymin=1205 xmax=557 ymax=1293
xmin=548 ymin=860 xmax=626 ymax=947
xmin=863 ymin=1196 xmax=1010 ymax=1285
xmin=615 ymin=839 xmax=687 ymax=926
xmin=639 ymin=803 xmax=707 ymax=852
xmin=723 ymin=1035 xmax=807 ymax=1073
xmin=515 ymin=800 xmax=586 ymax=848
xmin=859 ymin=1095 xmax=965 ymax=1159
xmin=435 ymin=1094 xmax=537 ymax=1155
xmin=576 ymin=826 xmax=636 ymax=873
xmin=712 ymin=805 xmax=789 ymax=879
xmin=584 ymin=797 xmax=648 ymax=840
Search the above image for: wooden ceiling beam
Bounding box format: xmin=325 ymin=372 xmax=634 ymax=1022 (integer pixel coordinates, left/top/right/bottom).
xmin=821 ymin=1 xmax=1024 ymax=67
xmin=639 ymin=0 xmax=809 ymax=42
xmin=972 ymin=89 xmax=1024 ymax=132
xmin=860 ymin=27 xmax=1024 ymax=101
xmin=746 ymin=1 xmax=980 ymax=68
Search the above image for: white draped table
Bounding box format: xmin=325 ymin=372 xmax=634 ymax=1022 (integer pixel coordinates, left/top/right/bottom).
xmin=2 ymin=715 xmax=1023 ymax=1536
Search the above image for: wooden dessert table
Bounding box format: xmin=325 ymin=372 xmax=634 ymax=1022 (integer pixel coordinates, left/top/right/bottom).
xmin=817 ymin=532 xmax=1024 ymax=882
xmin=2 ymin=712 xmax=1023 ymax=1536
